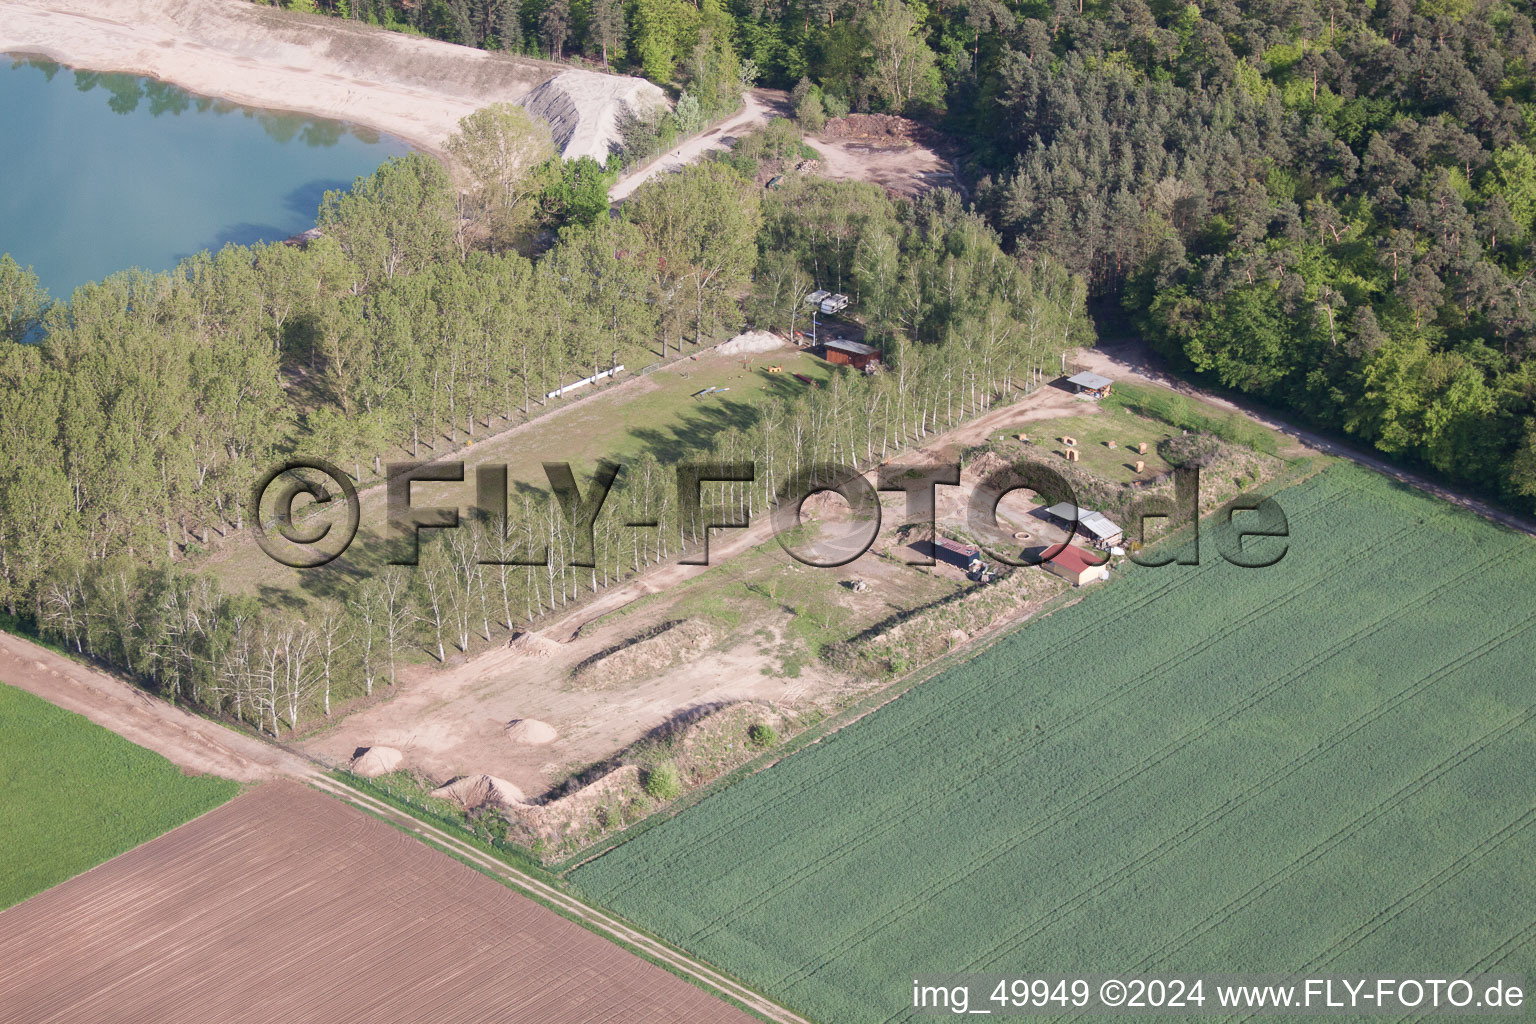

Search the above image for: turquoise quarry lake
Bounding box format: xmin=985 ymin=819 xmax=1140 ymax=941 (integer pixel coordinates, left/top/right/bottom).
xmin=1 ymin=57 xmax=408 ymax=298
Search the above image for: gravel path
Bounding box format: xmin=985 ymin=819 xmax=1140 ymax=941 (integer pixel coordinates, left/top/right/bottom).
xmin=1076 ymin=342 xmax=1536 ymax=537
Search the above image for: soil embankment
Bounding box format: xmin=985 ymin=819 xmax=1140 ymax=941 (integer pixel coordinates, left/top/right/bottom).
xmin=0 ymin=0 xmax=665 ymax=160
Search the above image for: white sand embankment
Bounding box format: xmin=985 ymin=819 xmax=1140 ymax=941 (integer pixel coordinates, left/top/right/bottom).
xmin=0 ymin=0 xmax=665 ymax=160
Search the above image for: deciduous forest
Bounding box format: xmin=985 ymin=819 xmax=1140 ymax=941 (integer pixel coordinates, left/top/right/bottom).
xmin=294 ymin=0 xmax=1536 ymax=506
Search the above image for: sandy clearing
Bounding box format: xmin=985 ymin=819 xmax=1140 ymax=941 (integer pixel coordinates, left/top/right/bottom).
xmin=0 ymin=0 xmax=663 ymax=160
xmin=804 ymin=131 xmax=962 ymax=199
xmin=302 ymin=622 xmax=808 ymax=794
xmin=0 ymin=630 xmax=314 ymax=783
xmin=608 ymin=91 xmax=966 ymax=203
xmin=297 ymin=379 xmax=1103 ymax=793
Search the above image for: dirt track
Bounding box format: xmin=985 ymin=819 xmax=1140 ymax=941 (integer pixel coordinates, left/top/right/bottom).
xmin=296 ymin=375 xmax=1092 ymax=794
xmin=540 ymin=380 xmax=1084 ymax=640
xmin=0 ymin=631 xmax=313 ymax=783
xmin=0 ymin=780 xmax=762 ymax=1024
xmin=609 ymin=88 xmax=788 ymax=203
xmin=1076 ymin=342 xmax=1536 ymax=537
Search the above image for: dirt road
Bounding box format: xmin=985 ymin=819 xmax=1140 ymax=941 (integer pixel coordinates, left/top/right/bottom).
xmin=295 ymin=375 xmax=1090 ymax=792
xmin=0 ymin=630 xmax=814 ymax=1024
xmin=1076 ymin=342 xmax=1536 ymax=537
xmin=0 ymin=631 xmax=314 ymax=783
xmin=608 ymin=89 xmax=788 ymax=203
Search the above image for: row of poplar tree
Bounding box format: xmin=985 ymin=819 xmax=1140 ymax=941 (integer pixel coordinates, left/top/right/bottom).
xmin=0 ymin=144 xmax=1085 ymax=735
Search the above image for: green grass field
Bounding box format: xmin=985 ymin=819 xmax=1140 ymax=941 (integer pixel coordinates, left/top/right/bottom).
xmin=1104 ymin=380 xmax=1284 ymax=455
xmin=992 ymin=405 xmax=1179 ymax=484
xmin=200 ymin=347 xmax=835 ymax=607
xmin=571 ymin=462 xmax=1536 ymax=1022
xmin=0 ymin=684 xmax=240 ymax=909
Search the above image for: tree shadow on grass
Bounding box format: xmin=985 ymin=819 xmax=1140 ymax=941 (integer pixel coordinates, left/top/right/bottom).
xmin=626 ymin=397 xmax=769 ymax=466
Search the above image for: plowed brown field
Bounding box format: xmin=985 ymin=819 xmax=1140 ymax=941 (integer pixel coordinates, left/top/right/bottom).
xmin=0 ymin=781 xmax=754 ymax=1024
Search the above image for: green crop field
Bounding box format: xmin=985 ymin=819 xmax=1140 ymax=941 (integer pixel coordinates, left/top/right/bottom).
xmin=0 ymin=684 xmax=240 ymax=909
xmin=571 ymin=462 xmax=1536 ymax=1023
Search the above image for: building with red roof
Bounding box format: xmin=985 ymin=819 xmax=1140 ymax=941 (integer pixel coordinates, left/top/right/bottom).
xmin=1043 ymin=543 xmax=1109 ymax=586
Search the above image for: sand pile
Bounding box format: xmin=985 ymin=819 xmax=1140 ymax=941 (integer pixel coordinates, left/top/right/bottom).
xmin=505 ymin=718 xmax=558 ymax=745
xmin=430 ymin=774 xmax=527 ymax=809
xmin=350 ymin=746 xmax=403 ymax=777
xmin=519 ymin=70 xmax=668 ymax=162
xmin=507 ymin=631 xmax=562 ymax=657
xmin=717 ymin=330 xmax=785 ymax=356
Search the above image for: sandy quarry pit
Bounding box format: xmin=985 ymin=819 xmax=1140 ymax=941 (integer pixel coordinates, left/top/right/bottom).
xmin=0 ymin=0 xmax=666 ymax=162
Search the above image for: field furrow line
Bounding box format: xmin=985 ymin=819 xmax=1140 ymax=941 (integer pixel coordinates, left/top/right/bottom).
xmin=1224 ymin=807 xmax=1536 ymax=1024
xmin=1121 ymin=697 xmax=1536 ymax=974
xmin=799 ymin=540 xmax=1517 ymax=990
xmin=940 ymin=605 xmax=1535 ymax=992
xmin=598 ymin=482 xmax=1373 ymax=895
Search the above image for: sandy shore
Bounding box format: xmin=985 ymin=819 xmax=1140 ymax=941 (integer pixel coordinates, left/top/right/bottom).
xmin=0 ymin=0 xmax=662 ymax=160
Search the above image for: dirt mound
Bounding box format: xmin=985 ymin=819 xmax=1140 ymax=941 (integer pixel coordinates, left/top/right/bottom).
xmin=822 ymin=113 xmax=923 ymax=144
xmin=508 ymin=630 xmax=562 ymax=657
xmin=677 ymin=701 xmax=785 ymax=766
xmin=571 ymin=619 xmax=715 ymax=690
xmin=350 ymin=746 xmax=402 ymax=777
xmin=519 ymin=70 xmax=669 ymax=162
xmin=716 ymin=330 xmax=784 ymax=356
xmin=430 ymin=773 xmax=527 ymax=809
xmin=513 ymin=765 xmax=642 ymax=835
xmin=505 ymin=718 xmax=558 ymax=745
xmin=966 ymin=450 xmax=1016 ymax=481
xmin=1158 ymin=432 xmax=1222 ymax=467
xmin=548 ymin=765 xmax=639 ymax=815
